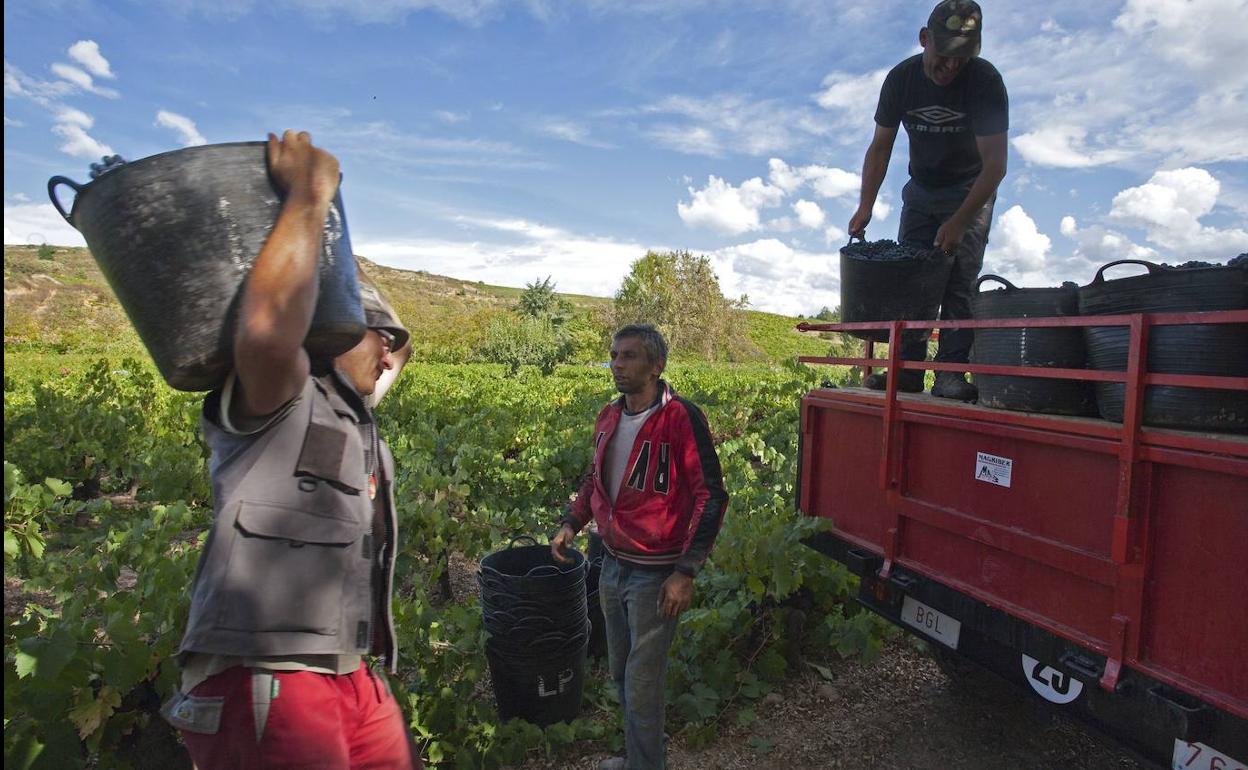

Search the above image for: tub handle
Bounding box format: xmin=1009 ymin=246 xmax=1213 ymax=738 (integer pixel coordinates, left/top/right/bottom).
xmin=974 ymin=274 xmax=1018 ymax=293
xmin=47 ymin=176 xmax=85 ymax=225
xmin=508 ymin=534 xmax=540 ymax=549
xmin=1090 ymin=259 xmax=1162 ymax=284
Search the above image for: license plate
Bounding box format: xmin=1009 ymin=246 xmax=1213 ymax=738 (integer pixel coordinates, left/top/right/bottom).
xmin=1172 ymin=740 xmax=1247 ymax=770
xmin=901 ymin=596 xmax=961 ymax=649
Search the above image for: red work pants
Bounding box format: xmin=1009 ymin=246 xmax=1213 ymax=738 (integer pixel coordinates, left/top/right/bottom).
xmin=177 ymin=664 xmax=421 ymax=769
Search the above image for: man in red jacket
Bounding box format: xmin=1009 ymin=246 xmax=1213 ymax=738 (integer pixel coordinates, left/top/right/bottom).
xmin=552 ymin=324 xmax=728 ymax=770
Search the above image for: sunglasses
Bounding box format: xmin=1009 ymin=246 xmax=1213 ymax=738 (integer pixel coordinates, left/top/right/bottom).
xmin=375 ymin=329 xmax=396 ymax=352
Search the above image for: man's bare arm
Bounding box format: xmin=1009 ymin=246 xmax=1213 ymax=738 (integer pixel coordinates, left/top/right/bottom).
xmin=848 ymin=124 xmax=899 ymax=238
xmin=233 ymin=130 xmax=340 ymax=417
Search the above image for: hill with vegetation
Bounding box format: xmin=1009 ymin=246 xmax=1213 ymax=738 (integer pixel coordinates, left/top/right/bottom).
xmin=4 ymin=244 xmax=840 ymax=368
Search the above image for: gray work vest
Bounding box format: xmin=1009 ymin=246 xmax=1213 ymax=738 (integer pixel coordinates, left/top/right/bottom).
xmin=177 ymin=371 xmax=398 ymax=671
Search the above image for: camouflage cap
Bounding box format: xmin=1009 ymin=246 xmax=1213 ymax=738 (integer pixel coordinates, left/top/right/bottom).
xmin=927 ymin=0 xmax=983 ymax=58
xmin=356 ymin=264 xmax=410 ymax=352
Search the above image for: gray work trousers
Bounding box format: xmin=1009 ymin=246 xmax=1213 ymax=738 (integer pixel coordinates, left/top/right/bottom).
xmin=896 ymin=179 xmax=995 ymax=368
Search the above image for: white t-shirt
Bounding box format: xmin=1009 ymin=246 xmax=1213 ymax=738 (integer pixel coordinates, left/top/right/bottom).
xmin=604 ymin=403 xmax=659 ymax=503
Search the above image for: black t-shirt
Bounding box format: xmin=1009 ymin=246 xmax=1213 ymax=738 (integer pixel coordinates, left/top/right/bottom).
xmin=874 ymin=54 xmax=1008 ymax=188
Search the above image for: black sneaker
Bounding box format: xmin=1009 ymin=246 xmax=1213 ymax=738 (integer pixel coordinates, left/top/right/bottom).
xmin=864 ymin=371 xmax=923 ymax=393
xmin=931 ymin=372 xmax=978 ymax=402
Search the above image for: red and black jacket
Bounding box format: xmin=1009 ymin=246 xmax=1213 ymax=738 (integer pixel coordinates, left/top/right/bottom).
xmin=563 ymin=381 xmax=728 ymax=576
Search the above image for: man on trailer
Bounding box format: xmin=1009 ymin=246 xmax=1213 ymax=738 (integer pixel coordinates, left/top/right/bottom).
xmin=847 ymin=0 xmax=1008 ymax=401
xmin=161 ymin=130 xmax=421 ymax=769
xmin=552 ymin=324 xmax=728 ymax=770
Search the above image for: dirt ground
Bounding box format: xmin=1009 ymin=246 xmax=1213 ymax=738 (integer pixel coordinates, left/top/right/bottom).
xmin=509 ymin=638 xmax=1152 ymax=770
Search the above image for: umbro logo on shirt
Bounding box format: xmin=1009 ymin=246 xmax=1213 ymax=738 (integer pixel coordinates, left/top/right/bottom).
xmin=908 ymin=105 xmax=965 ymax=124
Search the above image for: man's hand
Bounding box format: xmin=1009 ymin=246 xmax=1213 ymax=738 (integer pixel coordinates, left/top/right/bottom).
xmin=847 ymin=205 xmax=873 ymax=239
xmin=658 ymin=572 xmax=694 ymax=618
xmin=550 ymin=523 xmax=577 ymax=564
xmin=934 ymin=216 xmax=968 ymax=256
xmin=266 ymin=130 xmax=340 ymax=209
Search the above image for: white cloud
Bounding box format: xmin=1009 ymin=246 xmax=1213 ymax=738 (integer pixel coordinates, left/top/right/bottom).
xmin=984 ymin=205 xmax=1051 ymax=277
xmin=67 ymin=40 xmax=115 ymax=79
xmin=676 ymin=175 xmax=785 ymax=235
xmin=228 ymin=0 xmax=516 ymax=26
xmin=1114 ymin=0 xmax=1246 ymax=77
xmin=997 ymin=0 xmax=1247 ymax=169
xmin=49 ymin=62 xmax=119 ymax=98
xmin=824 ymin=225 xmax=847 ymax=245
xmin=5 ymin=115 xmax=25 ymax=127
xmin=5 ymin=60 xmax=74 ymax=104
xmin=708 ymin=238 xmax=841 ymax=315
xmin=356 ymin=217 xmax=648 ymax=299
xmin=810 ymin=68 xmax=890 ymax=147
xmin=767 ymin=158 xmax=804 ymax=194
xmin=803 ymin=166 xmax=861 ymax=199
xmin=814 ymin=69 xmax=888 ymax=112
xmin=640 ymin=94 xmax=829 ymax=157
xmin=270 ymin=115 xmax=547 ymax=171
xmin=452 ymin=214 xmax=563 ymax=241
xmin=793 ymin=199 xmax=825 ymax=229
xmin=537 ymin=119 xmax=613 ymax=149
xmin=1012 ymin=125 xmax=1129 ymax=169
xmin=54 ymin=106 xmax=93 ymax=128
xmin=647 ymin=124 xmax=721 ymax=156
xmin=1059 ymin=215 xmax=1156 ymax=269
xmin=434 ymin=110 xmax=468 ymax=123
xmin=3 ymin=203 xmax=87 ymax=247
xmin=1109 ymin=167 xmax=1248 ymax=256
xmin=49 ymin=63 xmax=92 ymax=90
xmin=766 ymin=216 xmax=797 ymax=233
xmin=155 ymin=110 xmax=207 ymax=146
xmin=767 ymin=158 xmax=860 ymax=200
xmin=52 ymin=123 xmax=113 ymax=158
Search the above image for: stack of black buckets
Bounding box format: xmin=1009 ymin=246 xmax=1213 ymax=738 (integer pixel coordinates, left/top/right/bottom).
xmin=970 ymin=257 xmax=1247 ymax=433
xmin=586 ymin=531 xmax=608 ymax=659
xmin=479 ymin=536 xmax=591 ymax=726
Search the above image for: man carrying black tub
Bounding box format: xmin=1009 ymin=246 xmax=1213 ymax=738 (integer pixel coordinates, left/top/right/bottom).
xmin=847 ymin=0 xmax=1008 ymax=401
xmin=161 ymin=130 xmax=422 ymax=769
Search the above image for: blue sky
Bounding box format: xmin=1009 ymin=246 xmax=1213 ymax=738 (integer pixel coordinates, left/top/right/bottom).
xmin=5 ymin=0 xmax=1247 ymax=315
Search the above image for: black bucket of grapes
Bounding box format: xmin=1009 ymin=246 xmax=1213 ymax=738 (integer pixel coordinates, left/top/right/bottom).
xmin=839 ymin=237 xmax=955 ymax=342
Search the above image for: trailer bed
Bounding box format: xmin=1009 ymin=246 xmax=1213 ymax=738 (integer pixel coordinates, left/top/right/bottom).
xmin=800 ymin=384 xmax=1247 ymax=715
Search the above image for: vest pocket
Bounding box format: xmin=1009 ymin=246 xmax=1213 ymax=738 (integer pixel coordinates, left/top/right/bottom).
xmin=215 ymin=502 xmax=363 ymax=635
xmin=295 ymin=389 xmax=366 ymax=493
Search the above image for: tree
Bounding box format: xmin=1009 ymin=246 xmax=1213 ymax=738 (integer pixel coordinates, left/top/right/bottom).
xmin=37 ymin=243 xmax=55 ymax=260
xmin=612 ymin=250 xmax=751 ymax=360
xmin=517 ymin=276 xmax=570 ymax=324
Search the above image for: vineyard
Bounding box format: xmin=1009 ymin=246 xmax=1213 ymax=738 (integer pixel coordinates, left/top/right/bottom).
xmin=3 ymin=354 xmax=891 ymax=769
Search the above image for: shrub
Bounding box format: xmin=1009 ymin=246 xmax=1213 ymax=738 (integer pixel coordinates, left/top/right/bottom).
xmin=475 ymin=316 xmax=574 ymax=375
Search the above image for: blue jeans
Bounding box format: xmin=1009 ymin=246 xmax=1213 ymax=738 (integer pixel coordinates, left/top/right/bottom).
xmin=599 ymin=555 xmax=679 ymax=770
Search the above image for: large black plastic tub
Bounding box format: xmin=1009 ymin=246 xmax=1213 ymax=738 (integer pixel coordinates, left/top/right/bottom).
xmin=839 ymin=238 xmax=954 ymax=342
xmin=48 ymin=142 xmax=365 ymax=391
xmin=1078 ymin=258 xmax=1247 ymax=432
xmin=970 ymin=275 xmax=1095 ymax=416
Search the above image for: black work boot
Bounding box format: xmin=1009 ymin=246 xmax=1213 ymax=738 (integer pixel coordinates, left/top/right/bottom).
xmin=931 ymin=371 xmax=978 ymax=402
xmin=864 ymin=370 xmax=923 ymax=393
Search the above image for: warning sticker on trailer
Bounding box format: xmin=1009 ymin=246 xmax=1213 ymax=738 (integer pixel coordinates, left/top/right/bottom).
xmin=974 ymin=452 xmax=1013 ymax=488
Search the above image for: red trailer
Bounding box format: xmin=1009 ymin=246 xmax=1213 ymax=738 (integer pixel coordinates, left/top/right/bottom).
xmin=796 ymin=311 xmax=1247 ymax=769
